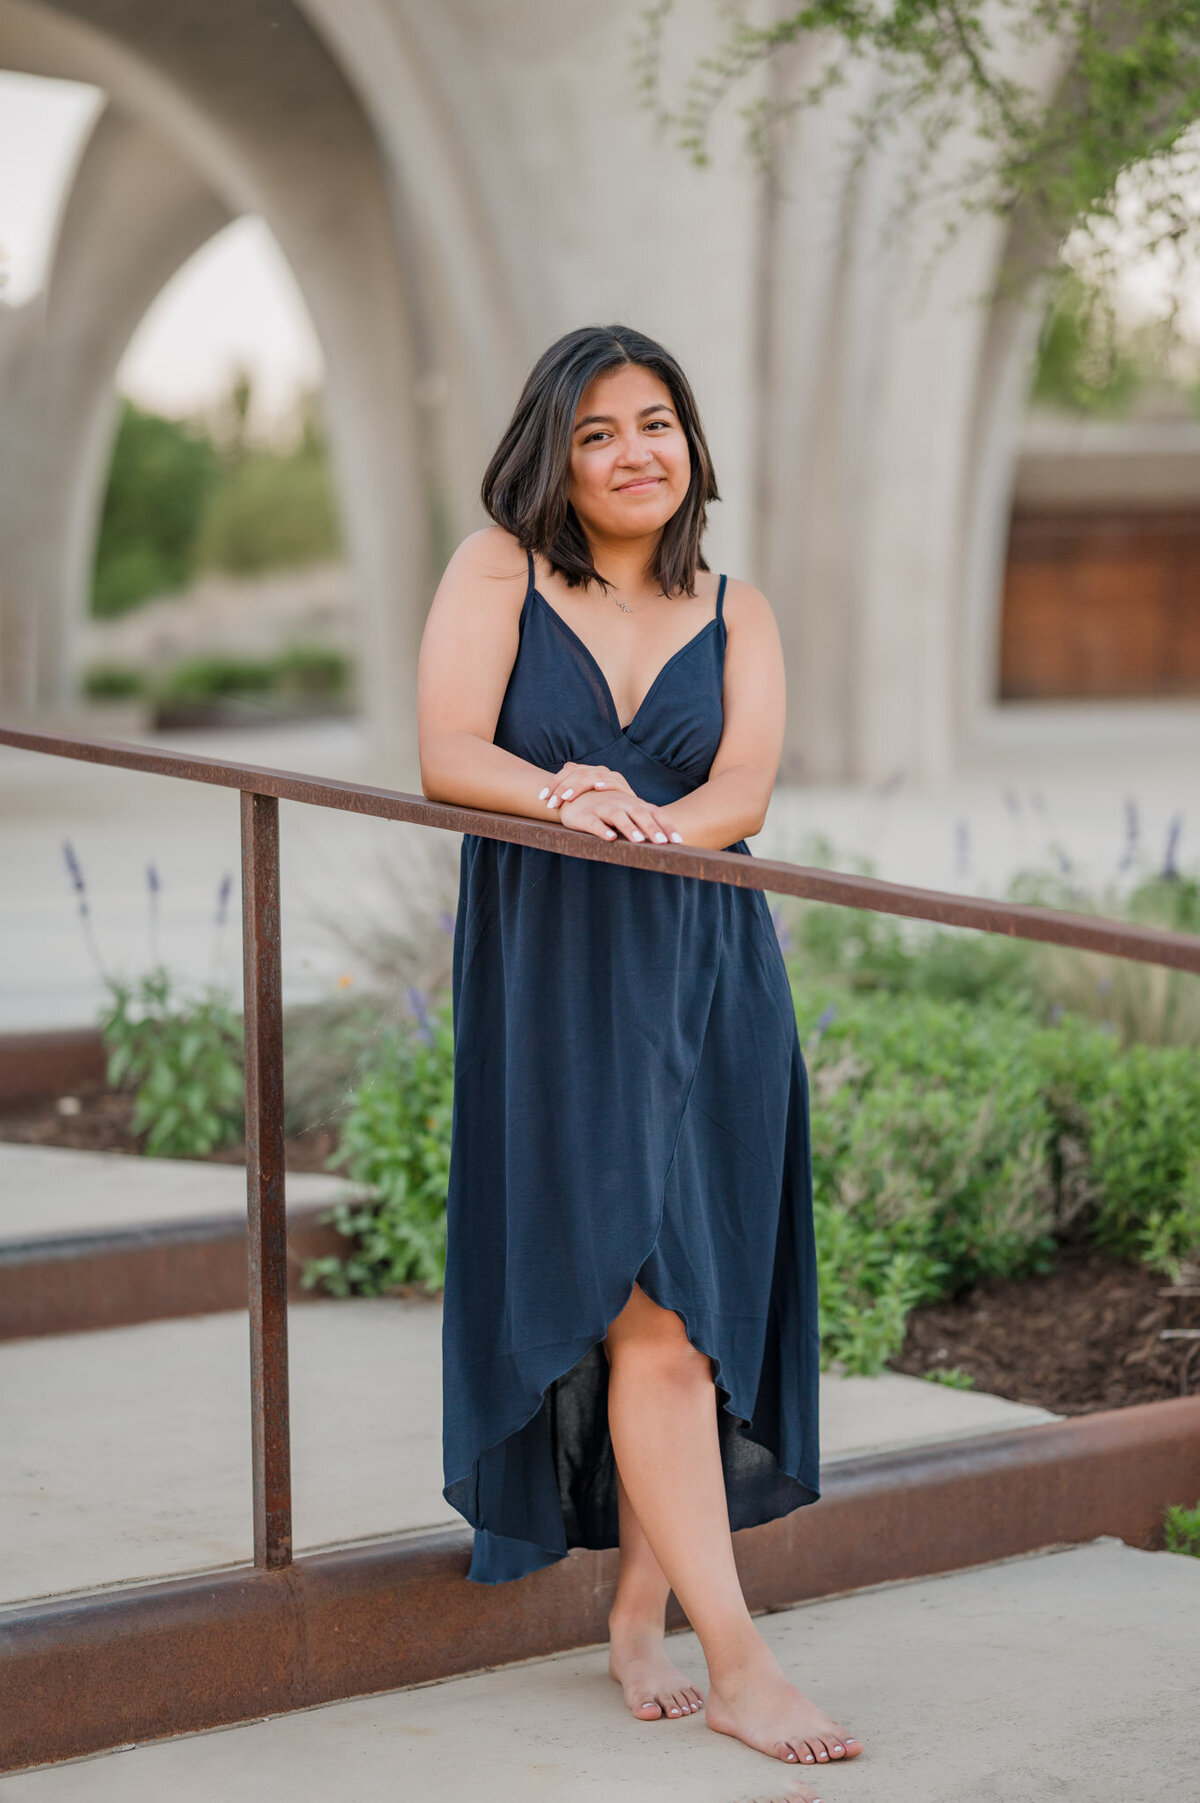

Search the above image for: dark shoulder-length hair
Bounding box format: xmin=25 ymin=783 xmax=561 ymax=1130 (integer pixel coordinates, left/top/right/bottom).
xmin=481 ymin=324 xmax=719 ymax=596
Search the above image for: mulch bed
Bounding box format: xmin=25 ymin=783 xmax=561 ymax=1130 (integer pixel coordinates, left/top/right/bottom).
xmin=0 ymin=1080 xmax=340 ymax=1175
xmin=5 ymin=1088 xmax=1199 ymax=1411
xmin=892 ymin=1246 xmax=1200 ymax=1415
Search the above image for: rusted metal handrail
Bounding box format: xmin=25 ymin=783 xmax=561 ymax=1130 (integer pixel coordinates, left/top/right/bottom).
xmin=3 ymin=718 xmax=1199 ymax=1574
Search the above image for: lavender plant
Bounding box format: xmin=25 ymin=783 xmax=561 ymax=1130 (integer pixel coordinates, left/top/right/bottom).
xmin=64 ymin=842 xmax=244 ymax=1157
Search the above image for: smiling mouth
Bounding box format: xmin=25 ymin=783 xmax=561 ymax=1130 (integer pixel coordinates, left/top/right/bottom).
xmin=617 ymin=477 xmax=663 ymax=492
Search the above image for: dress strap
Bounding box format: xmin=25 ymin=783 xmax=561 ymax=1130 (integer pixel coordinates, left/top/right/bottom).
xmin=715 ymin=572 xmax=728 ymax=624
xmin=525 ymin=547 xmax=536 ymax=596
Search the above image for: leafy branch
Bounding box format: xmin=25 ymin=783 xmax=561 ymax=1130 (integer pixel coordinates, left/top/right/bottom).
xmin=636 ymin=0 xmax=1200 ymax=295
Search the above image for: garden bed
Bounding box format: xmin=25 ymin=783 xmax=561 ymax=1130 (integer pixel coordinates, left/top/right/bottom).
xmin=0 ymin=1079 xmax=339 ymax=1175
xmin=892 ymin=1245 xmax=1200 ymax=1413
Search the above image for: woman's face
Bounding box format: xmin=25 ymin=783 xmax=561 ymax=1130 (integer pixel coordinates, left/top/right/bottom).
xmin=566 ymin=363 xmax=692 ymax=547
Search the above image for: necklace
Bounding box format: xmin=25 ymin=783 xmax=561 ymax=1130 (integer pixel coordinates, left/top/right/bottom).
xmin=610 ymin=590 xmax=664 ymax=615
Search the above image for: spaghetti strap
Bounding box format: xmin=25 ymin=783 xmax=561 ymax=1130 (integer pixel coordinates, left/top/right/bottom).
xmin=716 ymin=572 xmax=728 ymax=624
xmin=525 ymin=547 xmax=536 ymax=596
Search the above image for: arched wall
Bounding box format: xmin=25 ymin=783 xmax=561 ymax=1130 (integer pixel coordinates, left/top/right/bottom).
xmin=0 ymin=0 xmax=432 ymax=781
xmin=0 ymin=98 xmax=231 ymax=709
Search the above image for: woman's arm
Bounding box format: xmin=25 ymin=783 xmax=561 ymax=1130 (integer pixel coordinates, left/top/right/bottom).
xmin=659 ymin=579 xmax=786 ymax=851
xmin=418 ymin=527 xmax=567 ymax=818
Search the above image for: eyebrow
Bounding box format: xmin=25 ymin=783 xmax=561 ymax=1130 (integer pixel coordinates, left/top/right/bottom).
xmin=574 ymin=403 xmax=675 ymax=430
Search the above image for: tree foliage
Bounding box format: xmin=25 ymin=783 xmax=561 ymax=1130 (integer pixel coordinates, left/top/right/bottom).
xmin=637 ymin=1 xmax=1200 ymax=294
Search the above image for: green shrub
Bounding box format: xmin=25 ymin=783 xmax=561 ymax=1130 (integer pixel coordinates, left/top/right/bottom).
xmin=82 ymin=663 xmax=146 ymax=700
xmin=271 ymin=643 xmax=352 ymax=700
xmin=92 ymin=403 xmax=216 ymax=616
xmin=195 ymin=443 xmax=340 ymax=576
xmin=925 ymin=1367 xmax=976 ymax=1390
xmin=303 ymin=995 xmax=454 ymax=1296
xmin=1164 ymin=1501 xmax=1200 ymax=1558
xmin=156 ymin=654 xmax=275 ymax=704
xmin=99 ymin=966 xmax=244 ymax=1157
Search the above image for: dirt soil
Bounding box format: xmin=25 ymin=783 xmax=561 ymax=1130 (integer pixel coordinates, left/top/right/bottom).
xmin=0 ymin=1080 xmax=341 ymax=1175
xmin=893 ymin=1246 xmax=1200 ymax=1414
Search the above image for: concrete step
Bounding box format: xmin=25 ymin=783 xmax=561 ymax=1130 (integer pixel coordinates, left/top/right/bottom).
xmin=0 ymin=1298 xmax=1056 ymax=1609
xmin=7 ymin=1540 xmax=1196 ymax=1802
xmin=0 ymin=1143 xmax=363 ymax=1337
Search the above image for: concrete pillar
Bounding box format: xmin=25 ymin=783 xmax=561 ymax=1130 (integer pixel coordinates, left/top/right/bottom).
xmin=0 ymin=102 xmax=230 ymax=708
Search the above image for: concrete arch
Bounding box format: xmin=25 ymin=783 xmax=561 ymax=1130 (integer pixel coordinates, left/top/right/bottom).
xmin=0 ymin=0 xmax=431 ymax=780
xmin=0 ymin=98 xmax=232 ymax=709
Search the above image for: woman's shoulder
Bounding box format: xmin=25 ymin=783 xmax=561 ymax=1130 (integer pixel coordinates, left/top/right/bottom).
xmin=445 ymin=524 xmax=529 ymax=586
xmin=716 ymin=573 xmax=774 ymax=627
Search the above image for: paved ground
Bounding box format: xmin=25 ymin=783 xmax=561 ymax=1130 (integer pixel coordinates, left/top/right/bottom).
xmin=8 ymin=1540 xmax=1197 ymax=1801
xmin=0 ymin=1287 xmax=1055 ymax=1607
xmin=0 ymin=1142 xmax=361 ymax=1240
xmin=2 ymin=716 xmax=1197 ymax=1030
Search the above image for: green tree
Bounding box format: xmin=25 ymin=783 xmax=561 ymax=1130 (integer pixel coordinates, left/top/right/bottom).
xmin=638 ymin=1 xmax=1200 ymax=296
xmin=91 ymin=401 xmax=216 ymax=616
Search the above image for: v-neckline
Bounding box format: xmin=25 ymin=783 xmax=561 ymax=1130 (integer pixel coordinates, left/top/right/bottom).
xmin=531 ymin=586 xmax=719 ymax=736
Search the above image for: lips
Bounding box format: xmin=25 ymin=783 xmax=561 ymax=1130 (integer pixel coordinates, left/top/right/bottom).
xmin=616 ymin=477 xmax=663 ymax=493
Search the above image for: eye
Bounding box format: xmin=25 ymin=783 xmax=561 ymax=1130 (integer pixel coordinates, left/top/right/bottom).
xmin=581 ymin=429 xmax=609 ymax=445
xmin=646 ymin=419 xmax=670 ymax=430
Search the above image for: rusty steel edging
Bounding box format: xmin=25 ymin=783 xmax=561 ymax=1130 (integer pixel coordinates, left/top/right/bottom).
xmin=2 ymin=722 xmax=1198 ymax=972
xmin=0 ymin=1207 xmax=343 ymax=1342
xmin=2 ymin=1396 xmax=1198 ymax=1774
xmin=0 ymin=1027 xmax=106 ymax=1105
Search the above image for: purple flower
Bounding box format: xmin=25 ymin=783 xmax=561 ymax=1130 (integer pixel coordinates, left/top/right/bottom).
xmin=1116 ymin=796 xmax=1139 ymax=873
xmin=770 ymin=904 xmax=792 ymax=954
xmin=1162 ymin=813 xmax=1183 ymax=880
xmin=812 ymin=1002 xmax=837 ymax=1043
xmin=147 ymin=863 xmax=161 ymax=896
xmin=438 ymin=908 xmax=455 ymax=936
xmin=406 ymin=984 xmax=435 ymax=1046
xmin=1096 ymin=973 xmax=1111 ymax=997
xmin=215 ymin=872 xmax=233 ymax=928
xmin=1052 ymin=844 xmax=1073 ymax=876
xmin=62 ymin=839 xmax=88 ymax=916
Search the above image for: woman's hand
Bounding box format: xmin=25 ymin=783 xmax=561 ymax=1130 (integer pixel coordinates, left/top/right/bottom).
xmin=539 ymin=762 xmax=633 ymax=811
xmin=557 ymin=788 xmax=684 ymax=845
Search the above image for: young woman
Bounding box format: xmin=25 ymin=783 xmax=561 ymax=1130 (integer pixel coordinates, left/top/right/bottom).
xmin=418 ymin=324 xmax=863 ymax=1789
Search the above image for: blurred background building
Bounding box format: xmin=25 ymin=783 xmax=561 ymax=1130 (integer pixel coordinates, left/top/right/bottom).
xmin=2 ymin=0 xmax=1199 ymax=796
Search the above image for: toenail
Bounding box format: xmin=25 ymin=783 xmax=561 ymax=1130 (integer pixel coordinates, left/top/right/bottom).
xmin=832 ymin=1743 xmax=844 ymax=1752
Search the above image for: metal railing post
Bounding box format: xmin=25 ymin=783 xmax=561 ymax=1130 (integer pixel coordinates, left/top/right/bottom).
xmin=240 ymin=790 xmax=292 ymax=1569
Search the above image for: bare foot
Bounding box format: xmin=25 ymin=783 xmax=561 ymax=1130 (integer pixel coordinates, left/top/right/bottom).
xmin=608 ymin=1623 xmax=704 ymax=1721
xmin=707 ymin=1645 xmax=862 ymax=1768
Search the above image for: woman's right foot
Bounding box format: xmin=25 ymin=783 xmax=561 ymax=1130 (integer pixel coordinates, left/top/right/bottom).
xmin=608 ymin=1620 xmax=704 ymax=1720
xmin=707 ymin=1641 xmax=862 ymax=1767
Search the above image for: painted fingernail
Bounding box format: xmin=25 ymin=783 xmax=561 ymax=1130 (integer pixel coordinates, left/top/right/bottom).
xmin=670 ymin=832 xmax=682 ymax=843
xmin=630 ymin=830 xmax=644 ymax=841
xmin=538 ymin=786 xmax=549 ymax=799
xmin=605 ymin=830 xmax=617 ymax=838
xmin=562 ymin=787 xmax=573 ymax=798
xmin=595 ymin=780 xmax=605 ymax=787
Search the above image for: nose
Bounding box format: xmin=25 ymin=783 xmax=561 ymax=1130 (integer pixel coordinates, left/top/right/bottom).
xmin=616 ymin=431 xmax=654 ymax=467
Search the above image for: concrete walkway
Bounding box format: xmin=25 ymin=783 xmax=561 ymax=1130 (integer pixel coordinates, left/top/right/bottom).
xmin=0 ymin=1296 xmax=1055 ymax=1608
xmin=9 ymin=1540 xmax=1197 ymax=1801
xmin=0 ymin=1142 xmax=361 ymax=1241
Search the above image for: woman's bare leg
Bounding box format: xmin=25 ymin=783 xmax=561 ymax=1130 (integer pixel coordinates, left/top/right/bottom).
xmin=604 ymin=1284 xmax=863 ymax=1772
xmin=607 ymin=1461 xmax=704 ymax=1719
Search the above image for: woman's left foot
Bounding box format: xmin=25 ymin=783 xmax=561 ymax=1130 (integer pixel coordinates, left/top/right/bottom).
xmin=707 ymin=1647 xmax=862 ymax=1766
xmin=608 ymin=1623 xmax=704 ymax=1721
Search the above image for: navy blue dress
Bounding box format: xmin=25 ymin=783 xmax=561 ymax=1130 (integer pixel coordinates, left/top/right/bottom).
xmin=442 ymin=550 xmax=820 ymax=1584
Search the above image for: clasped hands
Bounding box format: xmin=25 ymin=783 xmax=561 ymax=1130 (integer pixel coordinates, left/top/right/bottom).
xmin=537 ymin=763 xmax=684 ymax=846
